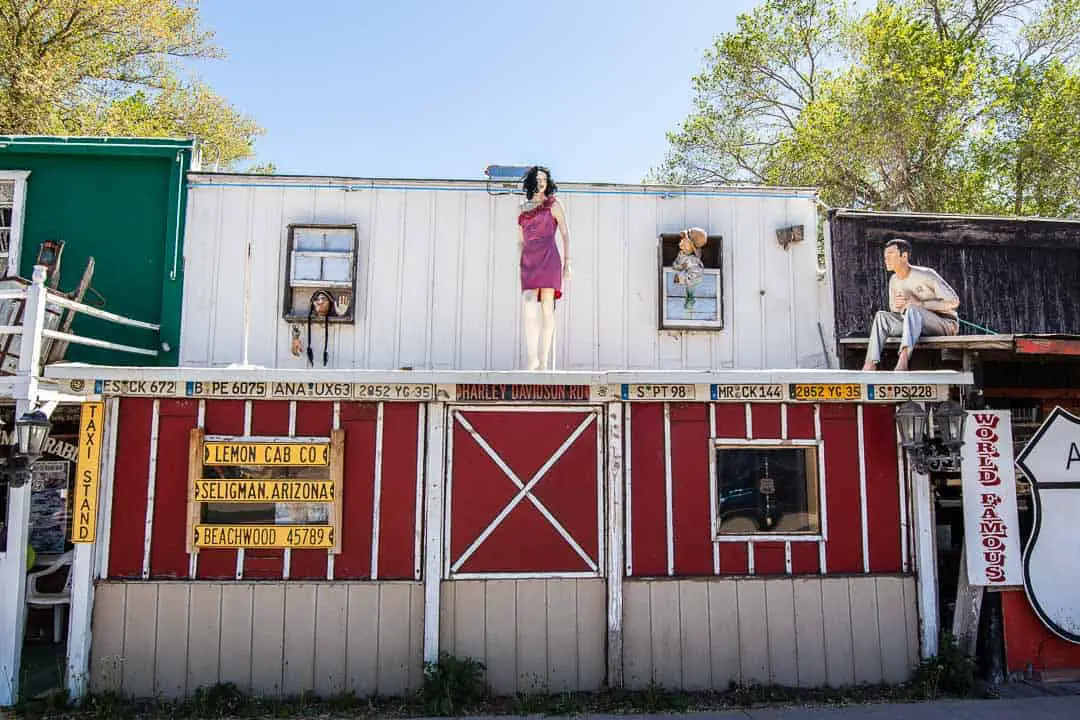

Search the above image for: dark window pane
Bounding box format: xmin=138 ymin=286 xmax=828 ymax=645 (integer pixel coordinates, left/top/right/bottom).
xmin=716 ymin=447 xmax=818 ymax=534
xmin=199 ymin=462 xmax=330 ymax=526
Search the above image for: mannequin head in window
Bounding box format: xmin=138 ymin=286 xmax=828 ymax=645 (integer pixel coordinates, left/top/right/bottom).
xmin=310 ymin=290 xmax=334 ymax=317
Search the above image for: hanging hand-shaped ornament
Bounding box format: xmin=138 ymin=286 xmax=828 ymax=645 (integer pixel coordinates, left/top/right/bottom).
xmin=334 ymin=292 xmax=352 ymax=318
xmin=307 ymin=290 xmax=335 ymax=367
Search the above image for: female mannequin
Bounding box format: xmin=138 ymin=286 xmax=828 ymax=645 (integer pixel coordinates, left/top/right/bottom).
xmin=518 ymin=166 xmax=570 ymax=370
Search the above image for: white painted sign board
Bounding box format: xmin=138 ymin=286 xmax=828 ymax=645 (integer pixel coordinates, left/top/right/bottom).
xmin=1015 ymin=407 xmax=1080 ymax=643
xmin=961 ymin=410 xmax=1023 ymax=586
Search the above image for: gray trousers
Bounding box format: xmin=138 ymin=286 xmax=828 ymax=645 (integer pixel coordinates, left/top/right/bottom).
xmin=865 ymin=308 xmax=959 ymax=364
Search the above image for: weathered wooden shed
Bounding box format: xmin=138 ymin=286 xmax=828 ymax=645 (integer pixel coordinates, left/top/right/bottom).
xmin=18 ymin=177 xmax=974 ymax=703
xmin=826 ymin=208 xmax=1080 ymax=679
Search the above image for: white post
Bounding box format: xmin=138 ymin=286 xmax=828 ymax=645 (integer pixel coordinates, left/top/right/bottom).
xmin=911 ymin=467 xmax=939 ymax=659
xmin=0 ymin=266 xmax=49 ymax=706
xmin=66 ymin=399 xmax=116 ymax=699
xmin=605 ymin=402 xmax=624 ymax=687
xmin=422 ymin=402 xmax=446 ymax=664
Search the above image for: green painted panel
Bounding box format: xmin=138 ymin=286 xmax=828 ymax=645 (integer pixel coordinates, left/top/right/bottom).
xmin=0 ymin=144 xmax=188 ymax=366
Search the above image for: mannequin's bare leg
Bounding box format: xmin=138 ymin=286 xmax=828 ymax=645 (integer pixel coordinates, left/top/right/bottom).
xmin=523 ymin=290 xmax=540 ymax=370
xmin=894 ymin=346 xmax=911 ymax=371
xmin=539 ymin=288 xmax=556 ymax=370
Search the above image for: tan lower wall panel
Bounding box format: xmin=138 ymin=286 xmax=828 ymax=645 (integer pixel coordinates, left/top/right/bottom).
xmin=89 ymin=582 xmax=423 ymax=699
xmin=440 ymin=579 xmax=606 ymax=694
xmin=88 ymin=583 xmax=126 ymax=694
xmin=622 ymin=576 xmax=920 ymax=690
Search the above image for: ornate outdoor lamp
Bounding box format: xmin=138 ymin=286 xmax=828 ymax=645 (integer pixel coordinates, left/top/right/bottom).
xmin=894 ymin=400 xmax=966 ymax=474
xmin=932 ymin=399 xmax=967 ymax=451
xmin=1 ymin=410 xmax=52 ymax=488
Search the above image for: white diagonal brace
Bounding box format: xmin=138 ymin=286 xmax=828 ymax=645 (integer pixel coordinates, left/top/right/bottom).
xmin=451 ymin=412 xmax=597 ymax=572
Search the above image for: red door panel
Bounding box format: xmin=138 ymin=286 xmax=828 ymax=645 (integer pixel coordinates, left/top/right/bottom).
xmin=448 ymin=408 xmax=602 ymax=575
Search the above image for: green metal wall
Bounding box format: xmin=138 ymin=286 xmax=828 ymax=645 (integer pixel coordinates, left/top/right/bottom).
xmin=0 ymin=137 xmax=191 ymax=366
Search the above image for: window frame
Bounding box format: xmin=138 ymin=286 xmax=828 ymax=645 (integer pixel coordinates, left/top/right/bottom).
xmin=0 ymin=170 xmax=31 ymax=278
xmin=281 ymin=222 xmax=359 ymax=323
xmin=709 ymin=438 xmax=825 ymax=542
xmin=656 ymin=231 xmax=724 ymax=330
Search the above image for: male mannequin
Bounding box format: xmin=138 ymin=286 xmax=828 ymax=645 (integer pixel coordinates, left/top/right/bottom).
xmin=862 ymin=238 xmax=959 ymax=371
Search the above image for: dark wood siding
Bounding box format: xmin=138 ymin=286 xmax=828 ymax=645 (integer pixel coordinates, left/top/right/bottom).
xmin=828 ymin=212 xmax=1080 ymax=338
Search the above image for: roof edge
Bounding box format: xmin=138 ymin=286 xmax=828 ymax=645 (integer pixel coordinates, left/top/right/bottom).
xmin=831 ymin=207 xmax=1080 ymax=225
xmin=186 ymin=172 xmax=821 ymax=198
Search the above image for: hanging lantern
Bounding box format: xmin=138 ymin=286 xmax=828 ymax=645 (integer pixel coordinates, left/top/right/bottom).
xmin=894 ymin=401 xmax=928 ymax=450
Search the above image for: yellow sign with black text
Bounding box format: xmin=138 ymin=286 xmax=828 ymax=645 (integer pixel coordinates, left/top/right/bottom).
xmin=789 ymin=383 xmax=863 ymax=402
xmin=71 ymin=402 xmax=105 ymax=543
xmin=202 ymin=442 xmax=329 ymax=466
xmin=193 ymin=524 xmax=335 ymax=548
xmin=193 ymin=479 xmax=334 ymax=502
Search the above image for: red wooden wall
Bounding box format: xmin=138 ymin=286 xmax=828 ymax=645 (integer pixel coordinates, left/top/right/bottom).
xmin=627 ymin=402 xmax=905 ymax=577
xmin=1003 ymin=589 xmax=1080 ymax=673
xmin=106 ymin=398 xmax=422 ymax=580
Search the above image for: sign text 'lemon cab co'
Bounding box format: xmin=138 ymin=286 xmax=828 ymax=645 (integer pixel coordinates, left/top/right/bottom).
xmin=1015 ymin=407 xmax=1080 ymax=644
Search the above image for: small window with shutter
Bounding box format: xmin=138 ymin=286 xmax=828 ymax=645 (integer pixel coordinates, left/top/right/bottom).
xmin=0 ymin=171 xmax=31 ymax=278
xmin=282 ymin=223 xmax=358 ymax=323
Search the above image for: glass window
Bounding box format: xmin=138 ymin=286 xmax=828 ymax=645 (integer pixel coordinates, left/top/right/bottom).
xmin=1 ymin=179 xmax=15 ymax=277
xmin=715 ymin=445 xmax=820 ymax=535
xmin=283 ymin=223 xmax=358 ymax=323
xmin=199 ymin=463 xmax=331 ymax=526
xmin=658 ymin=231 xmax=724 ymax=329
xmin=288 ymin=226 xmax=356 ymax=287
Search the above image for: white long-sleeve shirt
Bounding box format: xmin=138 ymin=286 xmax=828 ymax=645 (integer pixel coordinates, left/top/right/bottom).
xmin=889 ymin=265 xmax=960 ymax=320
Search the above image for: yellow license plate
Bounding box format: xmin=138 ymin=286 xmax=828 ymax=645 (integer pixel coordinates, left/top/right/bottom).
xmin=789 ymin=383 xmax=862 ymax=401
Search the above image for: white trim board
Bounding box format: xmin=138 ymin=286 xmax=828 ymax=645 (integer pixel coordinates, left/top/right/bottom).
xmin=43 ymin=364 xmax=973 ymax=387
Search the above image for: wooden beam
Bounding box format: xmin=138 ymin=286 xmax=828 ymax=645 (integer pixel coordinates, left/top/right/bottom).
xmin=1014 ymin=337 xmax=1080 ymax=356
xmin=951 ymin=548 xmax=983 ymax=657
xmin=839 ymin=335 xmax=1014 ymax=351
xmin=981 ymin=388 xmax=1080 ymax=399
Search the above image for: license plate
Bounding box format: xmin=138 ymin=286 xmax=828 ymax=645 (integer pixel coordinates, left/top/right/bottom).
xmin=620 ymin=384 xmax=696 ymax=401
xmin=353 ymin=383 xmax=434 ymax=401
xmin=867 ymin=384 xmax=944 ymax=401
xmin=789 ymin=383 xmax=862 ymax=401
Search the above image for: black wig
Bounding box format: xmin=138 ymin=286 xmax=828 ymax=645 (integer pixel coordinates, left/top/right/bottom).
xmin=306 ymin=290 xmax=335 ymax=367
xmin=522 ymin=166 xmax=557 ymax=200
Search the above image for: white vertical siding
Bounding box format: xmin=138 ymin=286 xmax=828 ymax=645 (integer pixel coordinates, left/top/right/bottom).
xmin=622 ymin=576 xmax=920 ymax=690
xmin=439 ymin=578 xmax=606 ymax=694
xmin=90 ymin=581 xmax=424 ymax=699
xmin=180 ymin=177 xmax=828 ymax=371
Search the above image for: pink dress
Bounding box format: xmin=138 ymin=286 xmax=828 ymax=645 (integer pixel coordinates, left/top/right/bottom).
xmin=518 ymin=195 xmax=563 ymax=299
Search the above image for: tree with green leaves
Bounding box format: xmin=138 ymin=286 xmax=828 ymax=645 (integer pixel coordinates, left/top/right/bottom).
xmin=0 ymin=0 xmax=262 ymax=168
xmin=653 ymin=0 xmax=1080 ymax=217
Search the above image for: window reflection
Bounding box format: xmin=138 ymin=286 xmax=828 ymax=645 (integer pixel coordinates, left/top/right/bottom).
xmin=715 ymin=446 xmax=820 ymax=535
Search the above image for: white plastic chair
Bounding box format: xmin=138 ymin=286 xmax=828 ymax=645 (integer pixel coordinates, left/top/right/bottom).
xmin=24 ymin=550 xmax=73 ymax=644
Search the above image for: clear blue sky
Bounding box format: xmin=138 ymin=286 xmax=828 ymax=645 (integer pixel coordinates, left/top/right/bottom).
xmin=192 ymin=0 xmax=761 ymax=182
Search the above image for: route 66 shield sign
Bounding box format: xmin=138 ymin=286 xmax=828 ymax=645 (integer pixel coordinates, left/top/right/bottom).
xmin=1015 ymin=406 xmax=1080 ymax=643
